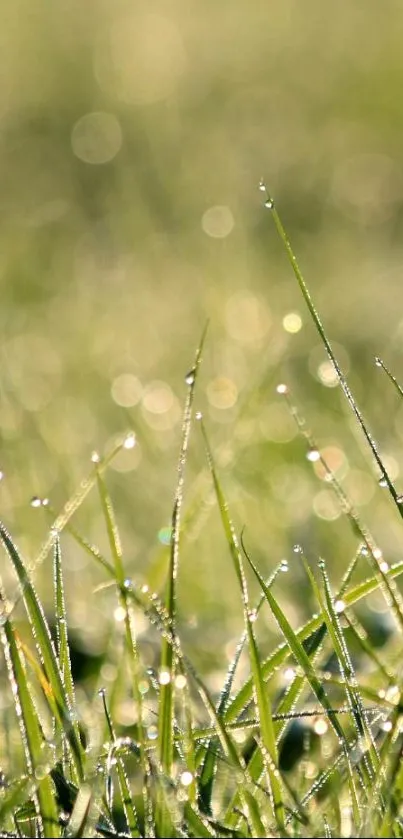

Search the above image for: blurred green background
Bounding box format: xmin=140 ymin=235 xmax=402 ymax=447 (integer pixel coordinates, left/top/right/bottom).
xmin=2 ymin=1 xmax=403 ymax=682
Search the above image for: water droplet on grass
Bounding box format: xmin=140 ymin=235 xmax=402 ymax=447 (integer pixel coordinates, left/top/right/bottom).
xmin=258 ymin=178 xmax=266 ymax=192
xmin=248 ymin=609 xmax=257 ymax=623
xmin=379 ymin=477 xmax=388 ymax=487
xmin=147 ymin=725 xmax=158 ymax=740
xmin=397 ymin=495 xmax=403 ymax=504
xmin=30 ymin=496 xmax=42 ymax=508
xmin=185 ymin=369 xmax=195 ymax=386
xmin=276 ymin=383 xmax=288 ymax=395
xmin=195 ymin=411 xmax=203 ymax=420
xmin=375 ymin=357 xmax=383 ymax=368
xmin=314 ymin=718 xmax=328 ymax=736
xmin=307 ymin=449 xmax=320 ymax=462
xmin=293 ymin=544 xmax=302 ymax=554
xmin=91 ymin=451 xmax=100 ymax=463
xmin=97 ymin=687 xmax=106 ymax=698
xmin=123 ymin=432 xmax=136 ymax=450
xmin=280 ymin=559 xmax=289 ymax=572
xmin=180 ymin=770 xmax=193 ymax=786
xmin=283 ymin=667 xmax=295 ymax=682
xmin=264 ymin=197 xmax=274 ymax=210
xmin=334 ymin=599 xmax=346 ymax=614
xmin=158 ymin=668 xmax=171 ymax=685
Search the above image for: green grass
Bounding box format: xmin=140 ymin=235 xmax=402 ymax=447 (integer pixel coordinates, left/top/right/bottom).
xmin=2 ymin=192 xmax=403 ymax=838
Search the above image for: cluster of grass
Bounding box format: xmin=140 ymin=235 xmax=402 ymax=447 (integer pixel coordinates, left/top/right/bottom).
xmin=1 ymin=193 xmax=403 ymax=838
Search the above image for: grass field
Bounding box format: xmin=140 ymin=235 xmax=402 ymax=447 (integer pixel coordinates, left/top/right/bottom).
xmin=2 ymin=2 xmax=403 ymax=836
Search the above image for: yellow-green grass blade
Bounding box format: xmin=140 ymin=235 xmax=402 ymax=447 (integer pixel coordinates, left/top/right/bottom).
xmin=261 ymin=183 xmax=400 ymax=513
xmin=198 ymin=568 xmax=280 ymax=816
xmin=7 ymin=436 xmax=128 ymax=607
xmin=44 ymin=504 xmax=115 ymax=578
xmin=299 ymin=558 xmax=361 ymax=827
xmin=183 ymin=802 xmax=218 ymax=837
xmin=317 ymin=559 xmax=380 ymax=781
xmin=200 ymin=419 xmax=285 ymax=832
xmin=0 ymin=522 xmax=85 ymax=780
xmin=1 ymin=613 xmax=60 ymax=838
xmin=225 ymin=556 xmax=403 ymax=724
xmin=53 ymin=533 xmax=82 ymax=785
xmin=94 ymin=468 xmax=149 ymax=830
xmin=157 ymin=322 xmax=208 ymax=836
xmin=100 ymin=689 xmax=141 ymax=837
xmin=243 ymin=545 xmax=361 ymax=826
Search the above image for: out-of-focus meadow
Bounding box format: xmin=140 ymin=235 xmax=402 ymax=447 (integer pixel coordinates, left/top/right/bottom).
xmin=1 ymin=1 xmax=403 ymax=676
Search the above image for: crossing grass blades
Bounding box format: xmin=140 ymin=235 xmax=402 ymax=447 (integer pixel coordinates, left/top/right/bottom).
xmin=1 ymin=189 xmax=403 ymax=837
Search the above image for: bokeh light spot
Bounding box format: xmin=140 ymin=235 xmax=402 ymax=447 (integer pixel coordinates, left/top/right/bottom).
xmin=206 ymin=376 xmax=238 ymax=409
xmin=225 ymin=292 xmax=271 ymax=343
xmin=282 ymin=312 xmax=302 ymax=333
xmin=201 ymin=205 xmax=234 ymax=238
xmin=71 ymin=112 xmax=122 ymax=165
xmin=111 ymin=374 xmax=143 ymax=407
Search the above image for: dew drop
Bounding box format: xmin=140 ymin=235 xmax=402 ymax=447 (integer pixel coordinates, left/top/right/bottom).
xmin=379 ymin=560 xmax=389 ymax=573
xmin=307 ymin=449 xmax=320 ymax=463
xmin=359 ymin=544 xmax=370 ymax=556
xmin=379 ymin=477 xmax=388 ymax=488
xmin=280 ymin=559 xmax=289 ymax=572
xmin=91 ymin=451 xmax=101 ymax=463
xmin=180 ymin=770 xmax=193 ymax=787
xmin=0 ymin=471 xmax=4 ymax=481
xmin=30 ymin=496 xmax=42 ymax=508
xmin=147 ymin=725 xmax=158 ymax=741
xmin=293 ymin=544 xmax=302 ymax=554
xmin=141 ymin=584 xmax=149 ymax=594
xmin=375 ymin=357 xmax=383 ymax=368
xmin=264 ymin=197 xmax=274 ymax=210
xmin=397 ymin=495 xmax=403 ymax=505
xmin=314 ymin=718 xmax=328 ymax=736
xmin=248 ymin=609 xmax=258 ymax=623
xmin=195 ymin=411 xmax=203 ymax=421
xmin=381 ymin=718 xmax=393 ymax=732
xmin=334 ymin=599 xmax=346 ymax=614
xmin=276 ymin=383 xmax=288 ymax=395
xmin=158 ymin=668 xmax=171 ymax=685
xmin=123 ymin=432 xmax=136 ymax=450
xmin=175 ymin=674 xmax=187 ymax=690
xmin=283 ymin=667 xmax=295 ymax=682
xmin=123 ymin=578 xmax=132 ymax=590
xmin=97 ymin=687 xmax=106 ymax=698
xmin=258 ymin=178 xmax=266 ymax=192
xmin=317 ymin=558 xmax=326 ymax=569
xmin=185 ymin=369 xmax=195 ymax=386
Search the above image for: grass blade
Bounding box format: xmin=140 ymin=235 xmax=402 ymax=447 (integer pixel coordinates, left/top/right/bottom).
xmin=225 ymin=556 xmax=403 ymax=724
xmin=200 ymin=418 xmax=285 ymax=832
xmin=157 ymin=323 xmax=208 ymax=835
xmin=0 ymin=522 xmax=85 ymax=780
xmin=261 ymin=182 xmax=401 ymax=513
xmin=1 ymin=606 xmax=60 ymax=837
